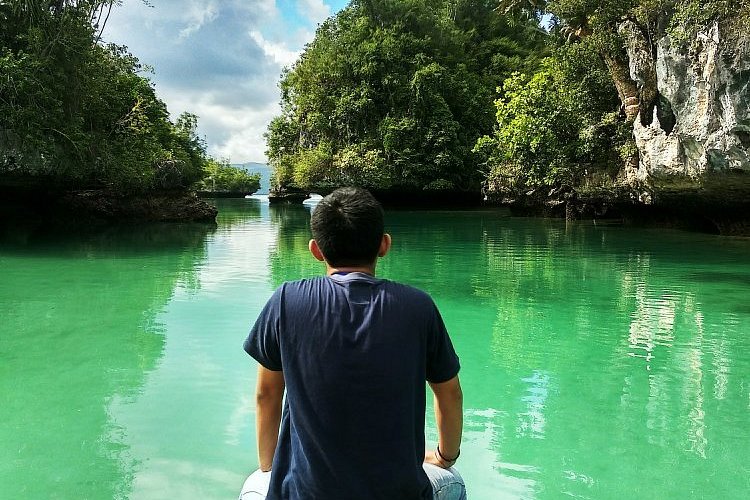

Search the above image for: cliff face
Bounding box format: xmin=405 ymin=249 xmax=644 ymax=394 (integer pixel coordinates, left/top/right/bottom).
xmin=628 ymin=25 xmax=750 ymax=183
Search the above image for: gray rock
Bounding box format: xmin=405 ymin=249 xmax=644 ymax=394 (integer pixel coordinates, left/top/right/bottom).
xmin=630 ymin=24 xmax=750 ymax=182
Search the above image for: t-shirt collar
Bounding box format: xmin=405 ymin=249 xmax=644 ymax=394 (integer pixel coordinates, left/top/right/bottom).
xmin=328 ymin=271 xmax=382 ymax=284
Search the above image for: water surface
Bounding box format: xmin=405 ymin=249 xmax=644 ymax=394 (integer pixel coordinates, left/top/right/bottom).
xmin=1 ymin=199 xmax=748 ymax=499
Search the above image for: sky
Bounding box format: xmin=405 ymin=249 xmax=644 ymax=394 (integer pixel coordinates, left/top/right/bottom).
xmin=104 ymin=0 xmax=349 ymax=164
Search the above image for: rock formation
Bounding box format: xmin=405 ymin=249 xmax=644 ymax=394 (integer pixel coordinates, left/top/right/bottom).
xmin=628 ymin=24 xmax=750 ymax=183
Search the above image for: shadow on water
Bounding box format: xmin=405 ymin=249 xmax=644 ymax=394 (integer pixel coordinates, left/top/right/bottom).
xmin=0 ymin=215 xmax=217 ymax=255
xmin=207 ymin=197 xmax=262 ymax=228
xmin=0 ymin=218 xmax=216 ymax=498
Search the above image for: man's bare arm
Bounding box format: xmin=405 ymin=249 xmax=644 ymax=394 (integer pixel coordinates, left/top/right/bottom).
xmin=256 ymin=366 xmax=285 ymax=472
xmin=426 ymin=375 xmax=463 ymax=468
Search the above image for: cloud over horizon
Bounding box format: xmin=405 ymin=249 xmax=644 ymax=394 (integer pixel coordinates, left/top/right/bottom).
xmin=104 ymin=0 xmax=347 ymax=163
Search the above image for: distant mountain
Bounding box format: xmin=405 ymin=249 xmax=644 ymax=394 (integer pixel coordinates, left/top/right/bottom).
xmin=234 ymin=162 xmax=271 ymax=194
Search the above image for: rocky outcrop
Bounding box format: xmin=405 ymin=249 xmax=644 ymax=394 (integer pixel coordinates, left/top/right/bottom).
xmin=0 ymin=180 xmax=218 ymax=223
xmin=196 ymin=190 xmax=255 ymax=198
xmin=628 ymin=24 xmax=750 ymax=182
xmin=62 ymin=190 xmax=218 ymax=222
xmin=268 ymin=187 xmax=311 ymax=204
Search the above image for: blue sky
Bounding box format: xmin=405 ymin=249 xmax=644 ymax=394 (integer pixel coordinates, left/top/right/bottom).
xmin=105 ymin=0 xmax=349 ymax=163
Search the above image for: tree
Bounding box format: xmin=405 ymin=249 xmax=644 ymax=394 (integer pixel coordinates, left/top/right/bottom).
xmin=198 ymin=159 xmax=261 ymax=194
xmin=0 ymin=0 xmax=209 ymax=194
xmin=496 ymin=0 xmax=750 ymax=177
xmin=474 ymin=44 xmax=626 ymax=197
xmin=265 ymin=0 xmax=548 ymax=195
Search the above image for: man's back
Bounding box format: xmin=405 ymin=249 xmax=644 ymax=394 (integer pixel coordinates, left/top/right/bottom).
xmin=244 ymin=272 xmax=460 ymax=499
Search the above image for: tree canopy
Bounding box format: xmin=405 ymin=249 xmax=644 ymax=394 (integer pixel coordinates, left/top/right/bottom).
xmin=0 ymin=0 xmax=209 ymax=194
xmin=198 ymin=160 xmax=261 ymax=194
xmin=266 ymin=0 xmax=548 ymax=195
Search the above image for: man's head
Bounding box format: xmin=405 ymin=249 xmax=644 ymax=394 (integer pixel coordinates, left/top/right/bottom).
xmin=309 ymin=187 xmax=389 ymax=268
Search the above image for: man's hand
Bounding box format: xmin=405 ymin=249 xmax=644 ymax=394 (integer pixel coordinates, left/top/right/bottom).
xmin=424 ymin=449 xmax=452 ymax=469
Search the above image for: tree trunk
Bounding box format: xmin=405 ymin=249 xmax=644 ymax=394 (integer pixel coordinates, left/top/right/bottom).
xmin=601 ymin=49 xmax=640 ymax=124
xmin=568 ymin=22 xmax=643 ymax=179
xmin=618 ymin=19 xmax=659 ymax=127
xmin=600 ymin=49 xmax=641 ymax=178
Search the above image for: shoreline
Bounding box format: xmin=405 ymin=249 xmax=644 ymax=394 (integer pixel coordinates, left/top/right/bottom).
xmin=0 ymin=187 xmax=218 ymax=224
xmin=3 ymin=186 xmax=749 ymax=237
xmin=493 ymin=189 xmax=750 ymax=237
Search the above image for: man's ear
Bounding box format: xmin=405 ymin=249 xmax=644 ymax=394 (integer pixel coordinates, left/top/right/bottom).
xmin=309 ymin=239 xmax=326 ymax=262
xmin=378 ymin=233 xmax=392 ymax=258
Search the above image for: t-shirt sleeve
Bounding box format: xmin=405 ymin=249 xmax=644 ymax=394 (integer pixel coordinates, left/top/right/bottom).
xmin=243 ymin=286 xmax=284 ymax=371
xmin=425 ymin=300 xmax=460 ymax=383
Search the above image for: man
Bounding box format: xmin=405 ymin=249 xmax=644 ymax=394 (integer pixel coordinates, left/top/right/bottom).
xmin=241 ymin=187 xmax=465 ymax=499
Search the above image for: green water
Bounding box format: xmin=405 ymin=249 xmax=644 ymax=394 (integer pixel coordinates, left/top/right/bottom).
xmin=1 ymin=198 xmax=749 ymax=499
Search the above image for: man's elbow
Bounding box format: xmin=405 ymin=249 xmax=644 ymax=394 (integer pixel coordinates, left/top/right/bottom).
xmin=447 ymin=382 xmax=463 ymax=406
xmin=255 ymin=367 xmax=285 ymax=406
xmin=256 ymin=384 xmax=284 ymax=405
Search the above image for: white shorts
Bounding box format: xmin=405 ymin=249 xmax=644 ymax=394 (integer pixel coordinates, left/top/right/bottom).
xmin=238 ymin=464 xmax=466 ymax=499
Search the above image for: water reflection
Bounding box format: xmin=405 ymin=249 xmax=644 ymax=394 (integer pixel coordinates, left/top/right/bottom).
xmin=517 ymin=371 xmax=550 ymax=440
xmin=102 ymin=198 xmax=281 ymax=499
xmin=210 ymin=197 xmax=261 ymax=228
xmin=380 ymin=214 xmax=750 ymax=498
xmin=0 ymin=221 xmax=215 ymax=498
xmin=4 ymin=203 xmax=750 ymax=499
xmin=268 ymin=203 xmax=321 ymax=286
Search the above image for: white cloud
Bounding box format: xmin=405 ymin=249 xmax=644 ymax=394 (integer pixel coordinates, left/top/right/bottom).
xmin=156 ymin=89 xmax=280 ymax=162
xmin=103 ymin=0 xmax=345 ymax=163
xmin=248 ymin=30 xmax=299 ymax=68
xmin=178 ymin=1 xmax=219 ymax=39
xmin=211 ymin=104 xmax=281 ymax=162
xmin=297 ymin=0 xmax=331 ymax=24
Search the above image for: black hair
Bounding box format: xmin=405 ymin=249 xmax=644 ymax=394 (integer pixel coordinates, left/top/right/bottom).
xmin=310 ymin=187 xmax=384 ymax=267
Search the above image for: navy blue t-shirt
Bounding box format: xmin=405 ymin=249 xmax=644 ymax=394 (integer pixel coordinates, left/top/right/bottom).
xmin=244 ymin=272 xmax=460 ymax=500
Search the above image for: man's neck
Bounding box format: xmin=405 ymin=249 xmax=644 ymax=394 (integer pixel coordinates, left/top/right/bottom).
xmin=326 ymin=265 xmax=376 ymax=276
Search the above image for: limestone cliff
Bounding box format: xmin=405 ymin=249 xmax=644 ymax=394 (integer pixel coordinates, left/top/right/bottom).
xmin=627 ymin=25 xmax=750 ymax=184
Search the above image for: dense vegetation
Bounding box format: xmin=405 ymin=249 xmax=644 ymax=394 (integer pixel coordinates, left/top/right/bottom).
xmin=266 ymin=0 xmax=548 ymax=195
xmin=474 ymin=41 xmax=626 ymax=196
xmin=268 ymin=0 xmax=749 ymax=201
xmin=480 ymin=0 xmax=750 ymax=198
xmin=0 ymin=1 xmax=209 ymax=195
xmin=198 ymin=160 xmax=261 ymax=194
xmin=3 ymin=1 xmax=747 ymax=206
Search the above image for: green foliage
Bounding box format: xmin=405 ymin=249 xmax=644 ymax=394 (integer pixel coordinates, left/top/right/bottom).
xmin=266 ymin=0 xmax=548 ymax=194
xmin=270 ymin=153 xmax=296 ymax=190
xmin=487 ymin=0 xmax=749 ymax=198
xmin=545 ymin=0 xmax=750 ymax=44
xmin=548 ymin=0 xmax=635 ymax=28
xmin=475 ymin=38 xmax=624 ymax=193
xmin=292 ymin=144 xmax=333 ymax=190
xmin=198 ymin=159 xmax=261 ymax=194
xmin=0 ymin=0 xmax=209 ymax=194
xmin=477 ymin=68 xmax=580 ymax=189
xmin=668 ymin=0 xmax=750 ymax=42
xmin=334 ymin=145 xmax=392 ymax=189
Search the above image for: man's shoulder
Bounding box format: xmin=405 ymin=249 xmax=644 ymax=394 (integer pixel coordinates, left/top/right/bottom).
xmin=276 ymin=276 xmax=327 ymax=291
xmin=380 ymin=280 xmax=437 ymax=310
xmin=277 ymin=276 xmax=434 ymax=303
